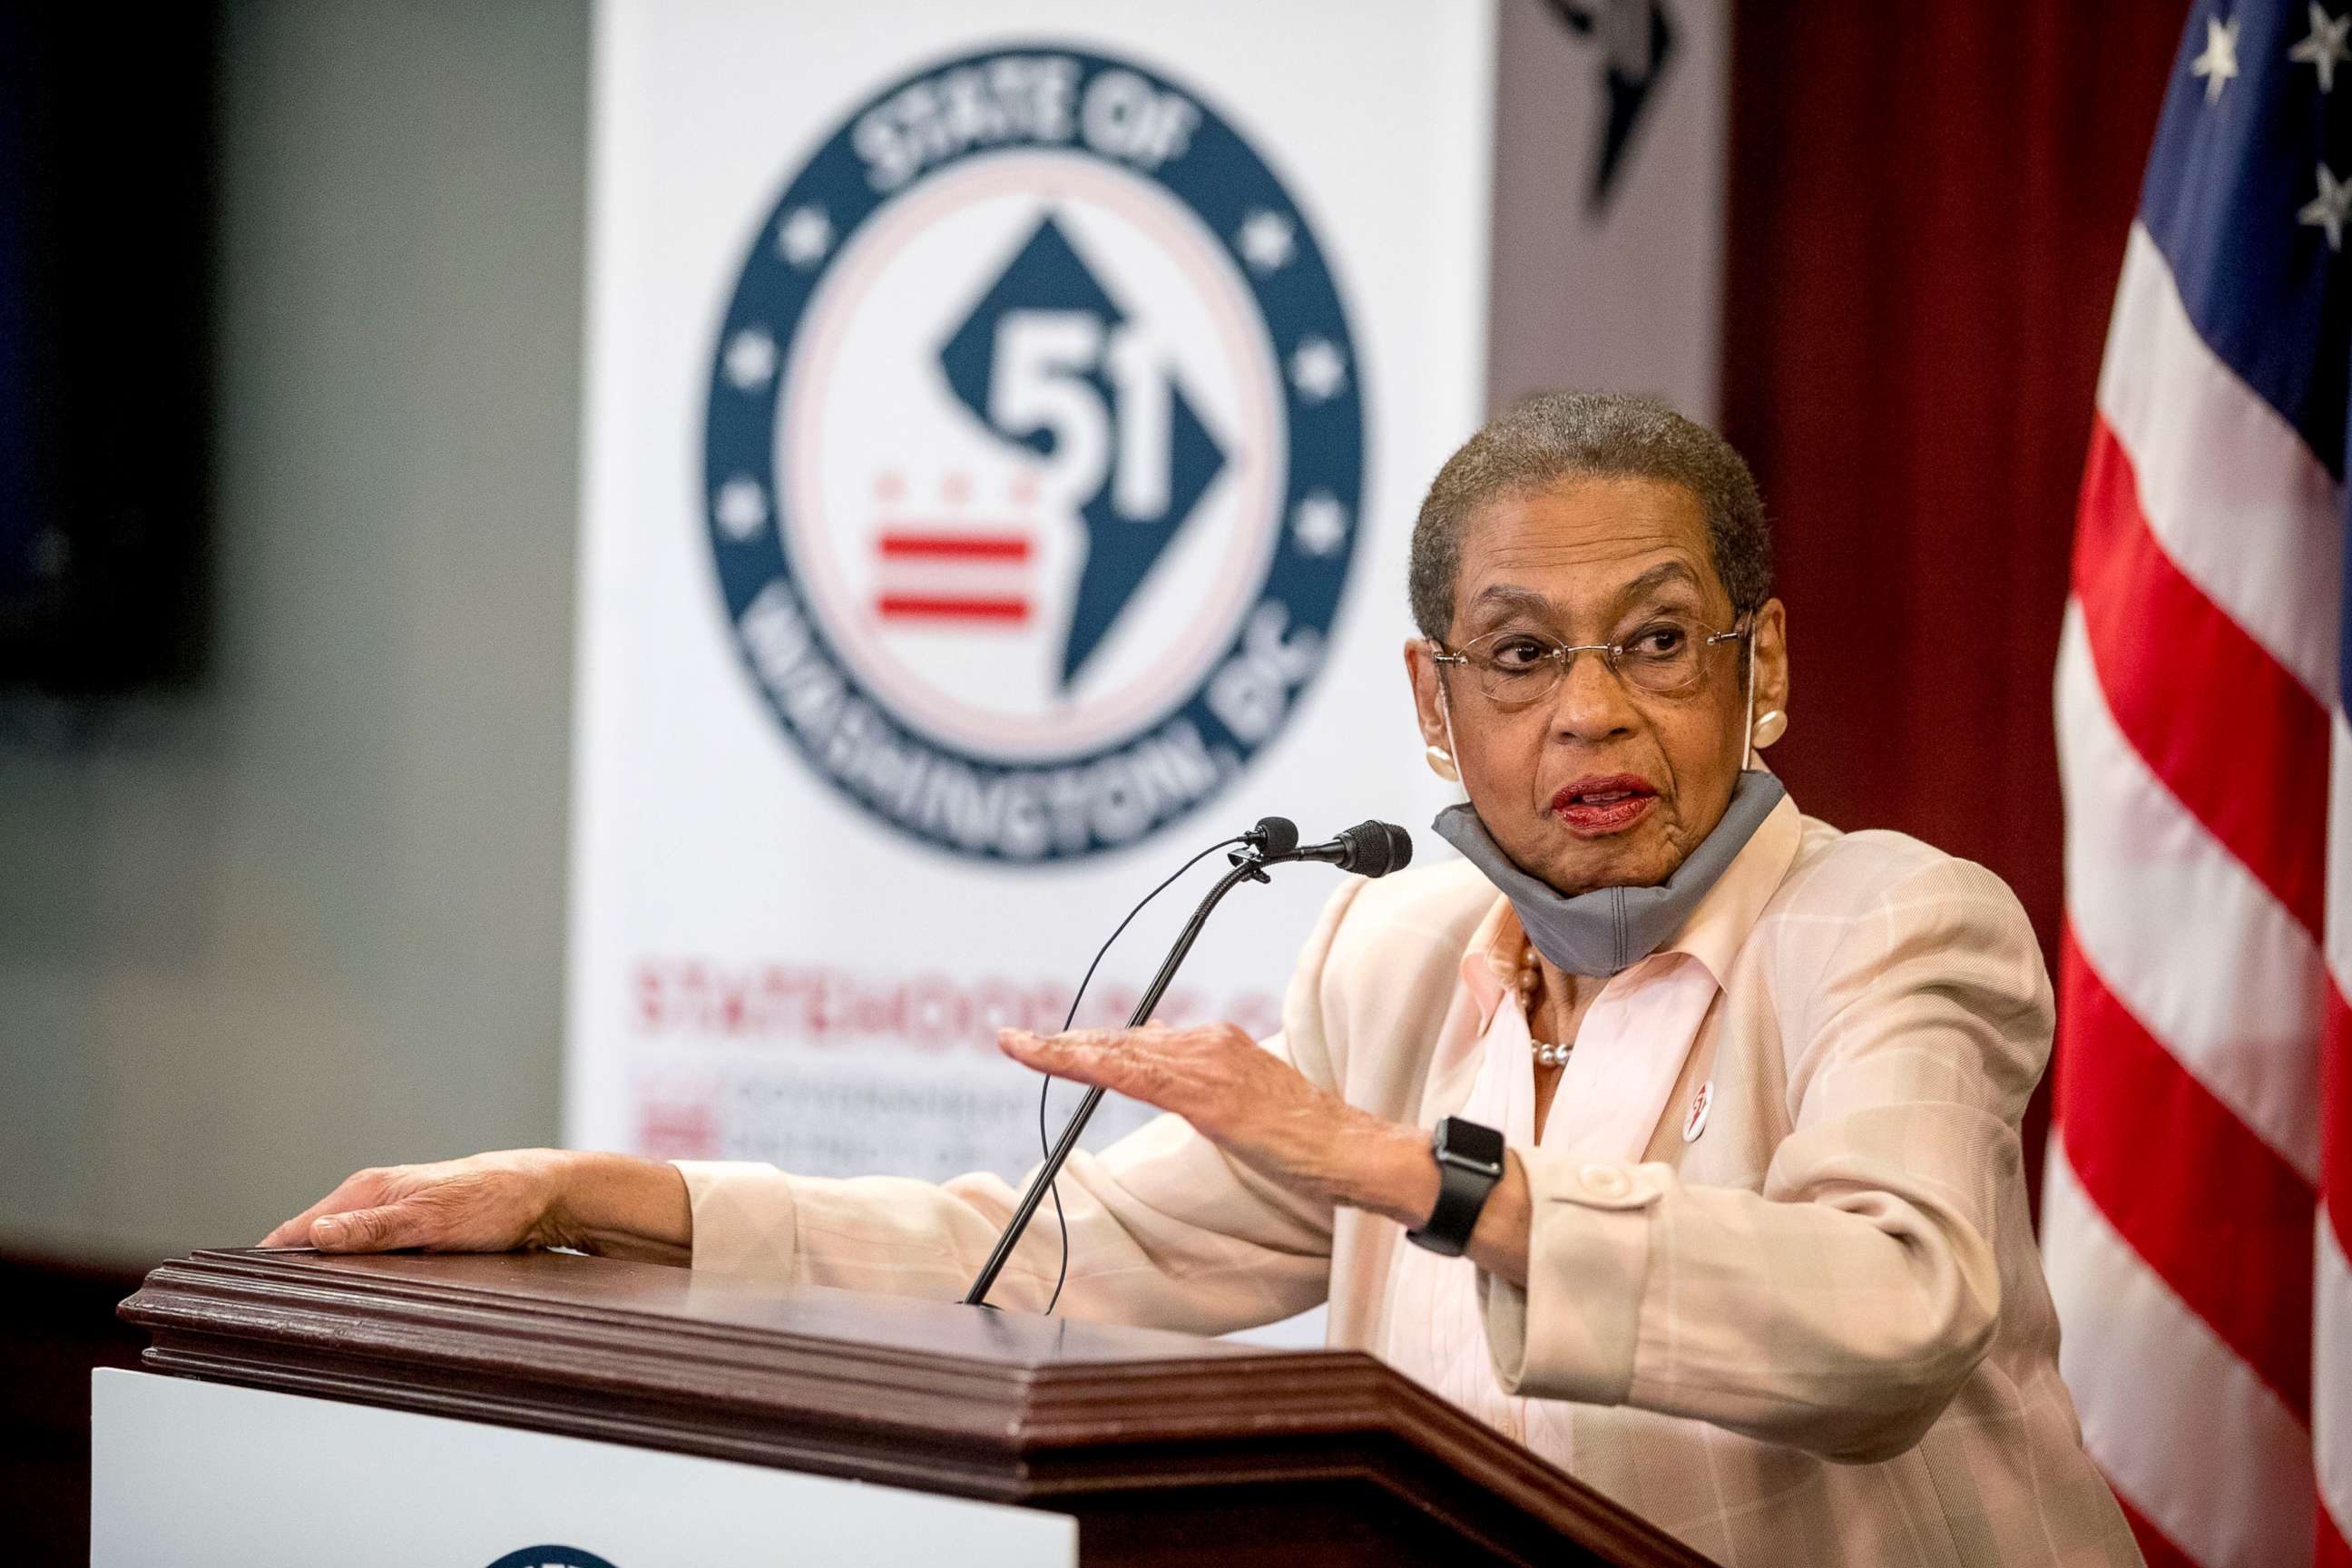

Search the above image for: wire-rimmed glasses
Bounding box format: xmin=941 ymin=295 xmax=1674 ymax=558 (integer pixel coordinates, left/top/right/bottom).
xmin=1430 ymin=615 xmax=1751 ymax=704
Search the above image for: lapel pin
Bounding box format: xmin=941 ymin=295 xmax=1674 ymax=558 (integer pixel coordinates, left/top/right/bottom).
xmin=1682 ymin=1079 xmax=1713 ymax=1143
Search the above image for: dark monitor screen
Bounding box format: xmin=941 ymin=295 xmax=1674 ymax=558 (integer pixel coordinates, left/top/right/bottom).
xmin=0 ymin=7 xmax=215 ymax=692
xmin=0 ymin=27 xmax=39 ymax=615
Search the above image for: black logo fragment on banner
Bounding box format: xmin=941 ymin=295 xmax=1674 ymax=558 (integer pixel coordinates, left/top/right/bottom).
xmin=1544 ymin=0 xmax=1677 ymax=213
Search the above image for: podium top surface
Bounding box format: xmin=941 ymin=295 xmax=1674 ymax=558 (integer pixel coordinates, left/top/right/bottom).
xmin=120 ymin=1248 xmax=1717 ymax=1568
xmin=226 ymin=1245 xmax=1273 ymax=1367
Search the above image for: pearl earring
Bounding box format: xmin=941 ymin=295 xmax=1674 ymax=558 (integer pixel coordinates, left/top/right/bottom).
xmin=1425 ymin=744 xmax=1460 ymax=781
xmin=1752 ymin=709 xmax=1788 ymax=748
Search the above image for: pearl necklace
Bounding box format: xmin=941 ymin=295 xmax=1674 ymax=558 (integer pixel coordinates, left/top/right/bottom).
xmin=1514 ymin=940 xmax=1573 ymax=1068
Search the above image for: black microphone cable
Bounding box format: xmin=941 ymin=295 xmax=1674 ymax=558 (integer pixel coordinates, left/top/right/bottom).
xmin=1034 ymin=833 xmax=1245 ymax=1316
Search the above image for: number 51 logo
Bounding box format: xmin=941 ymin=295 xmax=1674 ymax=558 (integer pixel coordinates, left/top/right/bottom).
xmin=942 ymin=213 xmax=1229 ymax=687
xmin=705 ymin=44 xmax=1367 ymax=862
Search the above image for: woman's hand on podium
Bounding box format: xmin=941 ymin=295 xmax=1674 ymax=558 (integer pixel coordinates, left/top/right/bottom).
xmin=259 ymin=1149 xmax=693 ymax=1266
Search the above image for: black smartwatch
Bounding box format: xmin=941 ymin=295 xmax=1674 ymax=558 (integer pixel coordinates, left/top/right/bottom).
xmin=1405 ymin=1116 xmax=1506 ymax=1257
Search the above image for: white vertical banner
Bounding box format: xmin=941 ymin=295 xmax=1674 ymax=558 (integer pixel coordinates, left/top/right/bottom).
xmin=1487 ymin=0 xmax=1730 ymax=419
xmin=567 ymin=1 xmax=1495 ymax=1178
xmin=566 ymin=0 xmax=1729 ymax=1209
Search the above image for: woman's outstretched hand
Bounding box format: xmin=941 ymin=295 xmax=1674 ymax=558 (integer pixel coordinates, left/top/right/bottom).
xmin=259 ymin=1149 xmax=692 ymax=1266
xmin=995 ymin=1023 xmax=1534 ymax=1284
xmin=996 ymin=1023 xmax=1439 ymax=1222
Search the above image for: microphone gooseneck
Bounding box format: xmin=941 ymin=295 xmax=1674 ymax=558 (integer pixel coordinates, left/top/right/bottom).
xmin=962 ymin=817 xmax=1413 ymax=1309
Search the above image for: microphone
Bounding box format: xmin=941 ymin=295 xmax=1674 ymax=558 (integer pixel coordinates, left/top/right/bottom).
xmin=1241 ymin=816 xmax=1300 ymax=858
xmin=1263 ymin=819 xmax=1413 ymax=877
xmin=960 ymin=815 xmax=1414 ymax=1309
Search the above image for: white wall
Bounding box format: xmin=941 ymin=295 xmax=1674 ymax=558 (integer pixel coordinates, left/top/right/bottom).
xmin=0 ymin=0 xmax=590 ymax=1261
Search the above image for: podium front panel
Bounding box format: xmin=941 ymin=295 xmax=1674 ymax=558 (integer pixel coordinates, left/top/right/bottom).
xmin=92 ymin=1368 xmax=1076 ymax=1568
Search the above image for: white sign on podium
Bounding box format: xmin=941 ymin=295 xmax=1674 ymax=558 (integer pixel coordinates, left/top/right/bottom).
xmin=92 ymin=1369 xmax=1074 ymax=1568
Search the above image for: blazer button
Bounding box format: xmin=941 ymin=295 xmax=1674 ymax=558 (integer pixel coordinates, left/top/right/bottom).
xmin=1579 ymin=1164 xmax=1631 ymax=1200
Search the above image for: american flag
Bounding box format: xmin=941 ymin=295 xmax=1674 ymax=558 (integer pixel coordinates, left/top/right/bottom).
xmin=2045 ymin=3 xmax=2351 ymax=1565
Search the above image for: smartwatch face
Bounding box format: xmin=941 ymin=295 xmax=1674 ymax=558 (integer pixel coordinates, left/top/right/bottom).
xmin=1440 ymin=1118 xmax=1506 ymax=1173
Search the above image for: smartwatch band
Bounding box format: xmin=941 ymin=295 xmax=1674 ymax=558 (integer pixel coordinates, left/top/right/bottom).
xmin=1406 ymin=1115 xmax=1506 ymax=1257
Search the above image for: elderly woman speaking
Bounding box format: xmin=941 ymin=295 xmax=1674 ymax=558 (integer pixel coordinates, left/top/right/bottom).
xmin=269 ymin=394 xmax=2141 ymax=1567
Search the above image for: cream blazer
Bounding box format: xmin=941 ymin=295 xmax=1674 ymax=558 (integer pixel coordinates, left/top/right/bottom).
xmin=681 ymin=800 xmax=2143 ymax=1567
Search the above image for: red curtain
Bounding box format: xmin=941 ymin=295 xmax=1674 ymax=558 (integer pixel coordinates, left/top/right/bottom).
xmin=1720 ymin=1 xmax=2190 ymax=1200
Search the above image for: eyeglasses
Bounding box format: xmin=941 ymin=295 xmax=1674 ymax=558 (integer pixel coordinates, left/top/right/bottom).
xmin=1430 ymin=615 xmax=1751 ymax=704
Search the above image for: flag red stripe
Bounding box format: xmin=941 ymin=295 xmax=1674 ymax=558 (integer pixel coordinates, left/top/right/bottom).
xmin=2071 ymin=417 xmax=2331 ymax=938
xmin=2323 ymin=1503 xmax=2352 ymax=1568
xmin=877 ymin=534 xmax=1032 ymax=560
xmin=873 ymin=595 xmax=1029 ymax=622
xmin=2055 ymin=928 xmax=2317 ymax=1421
xmin=2114 ymin=1490 xmax=2202 ymax=1568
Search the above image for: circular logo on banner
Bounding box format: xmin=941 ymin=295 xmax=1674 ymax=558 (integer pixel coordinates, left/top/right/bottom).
xmin=485 ymin=1549 xmax=620 ymax=1568
xmin=705 ymin=44 xmax=1366 ymax=863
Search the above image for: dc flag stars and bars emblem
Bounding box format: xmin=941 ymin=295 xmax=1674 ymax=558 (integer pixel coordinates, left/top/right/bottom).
xmin=2045 ymin=3 xmax=2352 ymax=1566
xmin=701 ymin=44 xmax=1365 ymax=866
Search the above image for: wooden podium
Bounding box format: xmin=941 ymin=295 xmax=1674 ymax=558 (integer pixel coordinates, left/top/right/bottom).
xmin=109 ymin=1248 xmax=1715 ymax=1567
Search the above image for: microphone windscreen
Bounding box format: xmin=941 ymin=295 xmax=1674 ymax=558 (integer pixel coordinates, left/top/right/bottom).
xmin=1343 ymin=820 xmax=1412 ymax=877
xmin=1252 ymin=816 xmax=1300 ymax=858
xmin=1378 ymin=821 xmax=1414 ymax=874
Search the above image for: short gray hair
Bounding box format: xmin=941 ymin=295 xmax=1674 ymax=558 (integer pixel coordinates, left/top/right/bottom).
xmin=1406 ymin=391 xmax=1772 ymax=640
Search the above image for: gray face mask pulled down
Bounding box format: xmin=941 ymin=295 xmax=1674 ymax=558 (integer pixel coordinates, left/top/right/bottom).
xmin=1432 ymin=769 xmax=1788 ymax=978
